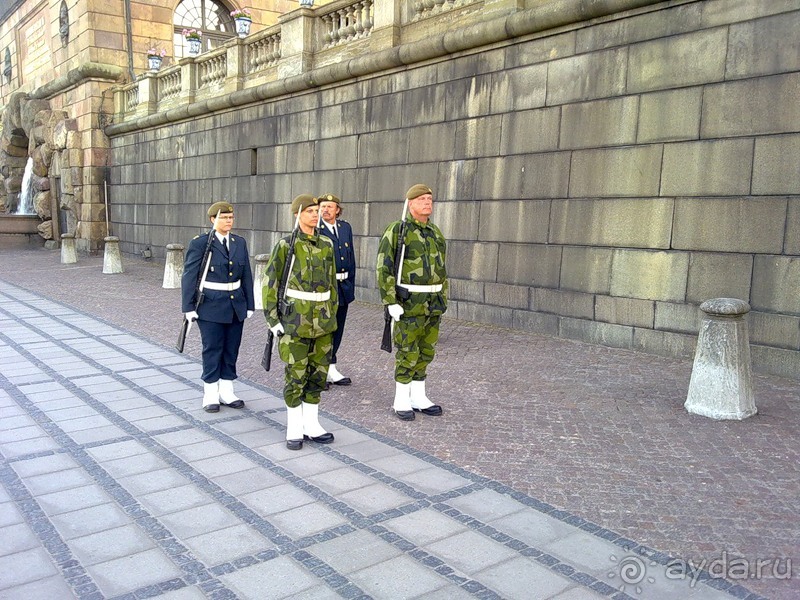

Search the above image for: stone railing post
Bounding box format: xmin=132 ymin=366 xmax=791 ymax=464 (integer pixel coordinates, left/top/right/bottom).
xmin=60 ymin=232 xmax=78 ymax=264
xmin=180 ymin=60 xmax=199 ymax=104
xmin=371 ymin=0 xmax=402 ymax=45
xmin=254 ymin=253 xmax=270 ymax=310
xmin=684 ymin=298 xmax=756 ymax=420
xmin=163 ymin=243 xmax=185 ymax=289
xmin=277 ymin=8 xmax=316 ymax=78
xmin=102 ymin=236 xmax=124 ymax=274
xmin=225 ymin=40 xmax=246 ymax=93
xmin=134 ymin=74 xmax=159 ymax=117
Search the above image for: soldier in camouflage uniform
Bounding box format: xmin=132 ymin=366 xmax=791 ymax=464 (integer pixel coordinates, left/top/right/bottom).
xmin=263 ymin=195 xmax=339 ymax=450
xmin=376 ymin=184 xmax=447 ymax=421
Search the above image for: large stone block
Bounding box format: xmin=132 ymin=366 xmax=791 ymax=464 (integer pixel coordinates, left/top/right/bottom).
xmin=595 ymin=295 xmax=654 ymax=328
xmin=633 ymin=328 xmax=696 ymax=360
xmin=506 ymin=29 xmax=575 ymax=67
xmin=445 ymin=75 xmax=493 ymax=120
xmin=489 ymin=63 xmax=547 ymax=112
xmin=408 ymin=122 xmax=458 ymax=163
xmin=560 ymin=317 xmax=634 ymax=350
xmin=438 ymin=47 xmax=505 ymax=81
xmin=314 ymin=136 xmax=358 ymax=171
xmin=367 ymin=93 xmax=404 ymax=132
xmin=454 ymin=116 xmax=502 ymax=159
xmin=560 ymin=97 xmax=638 ymax=150
xmin=512 ymin=309 xmax=559 ymax=337
xmin=285 ymin=142 xmax=315 ymax=173
xmin=786 ymin=199 xmax=800 ymax=256
xmin=752 ymin=134 xmax=800 ymax=195
xmin=749 ymin=311 xmax=800 ymax=350
xmin=497 ymin=244 xmax=561 ymax=287
xmin=547 ymin=48 xmax=626 ymax=105
xmin=276 ymin=111 xmax=311 ymax=145
xmin=672 ymin=197 xmax=787 ymax=254
xmin=610 ymin=249 xmax=689 ymax=302
xmin=559 ymin=246 xmax=613 ymax=294
xmin=549 ymin=198 xmax=673 ymax=249
xmin=453 ymin=301 xmax=513 ymax=328
xmin=365 ymin=165 xmax=435 ymax=205
xmin=448 ymin=277 xmax=484 ymax=303
xmin=485 ymin=283 xmax=528 ymax=309
xmin=661 ymin=139 xmax=753 ymax=196
xmin=430 ymin=200 xmax=480 ymax=242
xmin=475 ymin=154 xmax=570 ymax=200
xmin=476 ymin=199 xmax=550 ymax=243
xmin=638 ymin=88 xmax=702 ymax=143
xmin=751 ymin=255 xmax=800 ymax=315
xmin=533 ymin=288 xmax=594 ymax=319
xmin=702 ymin=73 xmax=800 ymax=137
xmin=750 ymin=344 xmax=800 ymax=380
xmin=569 ymin=146 xmax=662 ymax=198
xmin=655 ymin=301 xmax=702 ymax=334
xmin=311 ymin=99 xmax=369 ymax=139
xmin=358 ymin=130 xmax=409 ymax=167
xmin=726 ymin=11 xmax=800 ymax=79
xmin=628 ymin=28 xmax=727 ymax=93
xmin=577 ymin=2 xmax=701 ymax=52
xmin=499 ymin=107 xmax=560 ymax=155
xmin=400 ymin=85 xmax=446 ymax=127
xmin=686 ymin=252 xmax=753 ymax=305
xmin=436 ymin=159 xmax=478 ymax=203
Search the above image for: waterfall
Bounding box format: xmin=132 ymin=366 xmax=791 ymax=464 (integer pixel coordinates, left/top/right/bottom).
xmin=15 ymin=157 xmax=35 ymax=215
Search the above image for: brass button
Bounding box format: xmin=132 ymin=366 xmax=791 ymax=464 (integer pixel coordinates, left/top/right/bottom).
xmin=229 ymin=261 xmax=233 ymax=265
xmin=229 ymin=272 xmax=233 ymax=276
xmin=230 ymin=295 xmax=234 ymax=299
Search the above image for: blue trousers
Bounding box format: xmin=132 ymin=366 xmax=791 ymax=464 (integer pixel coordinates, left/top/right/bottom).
xmin=330 ymin=303 xmax=349 ymax=364
xmin=197 ymin=318 xmax=244 ymax=383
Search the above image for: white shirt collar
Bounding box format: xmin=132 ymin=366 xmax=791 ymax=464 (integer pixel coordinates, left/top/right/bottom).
xmin=215 ymin=232 xmax=229 ymax=244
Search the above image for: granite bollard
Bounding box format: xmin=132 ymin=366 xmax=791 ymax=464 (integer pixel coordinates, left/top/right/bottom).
xmin=163 ymin=243 xmax=185 ymax=289
xmin=60 ymin=232 xmax=77 ymax=264
xmin=102 ymin=236 xmax=124 ymax=274
xmin=254 ymin=253 xmax=269 ymax=310
xmin=685 ymin=298 xmax=756 ymax=420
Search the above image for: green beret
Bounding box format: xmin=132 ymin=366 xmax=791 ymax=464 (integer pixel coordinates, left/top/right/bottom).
xmin=291 ymin=194 xmax=317 ymax=214
xmin=207 ymin=201 xmax=234 ymax=217
xmin=406 ymin=184 xmax=433 ymax=200
xmin=319 ymin=193 xmax=340 ymax=205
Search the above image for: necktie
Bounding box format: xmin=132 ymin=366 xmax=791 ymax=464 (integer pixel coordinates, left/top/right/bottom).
xmin=332 ymin=225 xmax=338 ymax=239
xmin=222 ymin=237 xmax=228 ymax=255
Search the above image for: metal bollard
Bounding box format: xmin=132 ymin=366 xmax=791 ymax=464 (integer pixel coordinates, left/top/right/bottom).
xmin=254 ymin=253 xmax=270 ymax=310
xmin=684 ymin=298 xmax=757 ymax=420
xmin=102 ymin=236 xmax=124 ymax=274
xmin=60 ymin=232 xmax=78 ymax=264
xmin=163 ymin=243 xmax=185 ymax=289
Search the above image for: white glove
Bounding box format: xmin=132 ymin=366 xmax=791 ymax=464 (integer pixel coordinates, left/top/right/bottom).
xmin=184 ymin=311 xmax=199 ymax=322
xmin=269 ymin=322 xmax=284 ymax=336
xmin=387 ymin=304 xmax=404 ymax=322
xmin=247 ymin=310 xmax=254 ymax=319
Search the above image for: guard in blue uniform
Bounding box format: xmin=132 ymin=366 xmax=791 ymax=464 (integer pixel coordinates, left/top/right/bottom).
xmin=181 ymin=201 xmax=255 ymax=412
xmin=318 ymin=193 xmax=356 ymax=386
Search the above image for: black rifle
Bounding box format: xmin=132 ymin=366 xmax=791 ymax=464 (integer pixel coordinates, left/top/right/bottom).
xmin=381 ymin=199 xmax=410 ymax=353
xmin=262 ymin=210 xmax=302 ymax=371
xmin=176 ymin=211 xmax=220 ymax=353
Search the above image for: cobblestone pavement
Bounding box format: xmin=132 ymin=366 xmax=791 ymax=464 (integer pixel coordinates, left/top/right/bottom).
xmin=0 ymin=245 xmax=797 ymax=599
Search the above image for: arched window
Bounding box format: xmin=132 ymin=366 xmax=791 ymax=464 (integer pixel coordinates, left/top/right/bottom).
xmin=173 ymin=0 xmax=236 ymax=58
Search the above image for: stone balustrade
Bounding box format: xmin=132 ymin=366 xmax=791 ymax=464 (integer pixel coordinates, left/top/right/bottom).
xmin=112 ymin=0 xmax=502 ymax=123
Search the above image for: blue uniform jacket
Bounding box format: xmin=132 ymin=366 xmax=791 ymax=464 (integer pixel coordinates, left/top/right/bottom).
xmin=181 ymin=232 xmax=255 ymax=323
xmin=319 ymin=219 xmax=356 ymax=305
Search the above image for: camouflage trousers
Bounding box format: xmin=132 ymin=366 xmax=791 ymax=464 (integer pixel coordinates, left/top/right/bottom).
xmin=278 ymin=333 xmax=333 ymax=407
xmin=393 ymin=314 xmax=441 ymax=384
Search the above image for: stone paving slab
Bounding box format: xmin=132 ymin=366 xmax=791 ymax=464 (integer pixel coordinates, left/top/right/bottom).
xmin=0 ymin=250 xmax=797 ymax=599
xmin=0 ymin=249 xmax=800 ymax=599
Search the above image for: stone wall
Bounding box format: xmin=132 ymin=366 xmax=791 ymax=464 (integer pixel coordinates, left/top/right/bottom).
xmin=106 ymin=0 xmax=800 ymax=378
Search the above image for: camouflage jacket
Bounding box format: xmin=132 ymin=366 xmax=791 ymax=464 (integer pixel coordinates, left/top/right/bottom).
xmin=263 ymin=231 xmax=338 ymax=338
xmin=376 ymin=216 xmax=448 ymax=317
